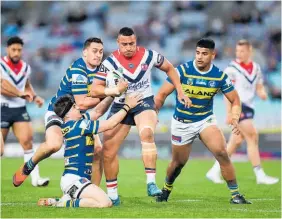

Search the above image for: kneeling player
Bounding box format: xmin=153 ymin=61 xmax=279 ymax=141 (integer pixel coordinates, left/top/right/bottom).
xmin=38 ymin=93 xmax=142 ymax=208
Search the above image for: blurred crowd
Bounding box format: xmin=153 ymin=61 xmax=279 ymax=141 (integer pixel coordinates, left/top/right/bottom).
xmin=1 ymin=1 xmax=281 ymax=100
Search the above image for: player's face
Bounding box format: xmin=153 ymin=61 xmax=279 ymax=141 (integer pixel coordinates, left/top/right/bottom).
xmin=117 ymin=35 xmax=137 ymax=58
xmin=84 ymin=42 xmax=103 ymax=67
xmin=6 ymin=44 xmax=23 ymax=63
xmin=236 ymin=45 xmax=251 ymax=63
xmin=195 ymin=47 xmax=215 ymax=70
xmin=68 ymin=104 xmax=82 ymax=120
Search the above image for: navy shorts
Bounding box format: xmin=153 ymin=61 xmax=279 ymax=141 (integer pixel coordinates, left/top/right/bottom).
xmin=1 ymin=105 xmax=31 ymax=129
xmin=107 ymin=96 xmax=155 ymax=126
xmin=239 ymin=104 xmax=255 ymax=122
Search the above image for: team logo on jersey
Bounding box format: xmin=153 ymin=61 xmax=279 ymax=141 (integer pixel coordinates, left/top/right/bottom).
xmin=79 ymin=119 xmax=91 ymax=130
xmin=127 ymin=78 xmax=149 ymax=91
xmin=196 ymin=79 xmax=207 ymax=86
xmin=225 ymin=77 xmax=232 ymax=86
xmin=117 ymin=67 xmax=124 ymax=73
xmin=99 ymin=64 xmax=110 ymax=73
xmin=129 ymin=63 xmax=134 ymax=69
xmin=141 ymin=63 xmax=148 ymax=71
xmin=73 ymin=74 xmax=87 ymax=85
xmin=187 ymin=78 xmax=193 ymax=85
xmin=172 ymin=135 xmax=182 ymax=143
xmin=208 ymin=81 xmax=216 ymax=88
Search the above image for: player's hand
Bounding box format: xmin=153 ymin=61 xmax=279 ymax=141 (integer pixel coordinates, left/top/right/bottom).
xmin=230 ymin=119 xmax=240 ymax=135
xmin=177 ymin=93 xmax=192 ymax=108
xmin=117 ymin=78 xmax=128 ymax=95
xmin=125 ymin=93 xmax=143 ymax=109
xmin=34 ymin=96 xmax=45 ymax=108
xmin=19 ymin=92 xmax=33 ymax=102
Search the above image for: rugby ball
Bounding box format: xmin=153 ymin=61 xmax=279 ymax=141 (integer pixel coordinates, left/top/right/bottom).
xmin=106 ymin=69 xmax=124 ymax=88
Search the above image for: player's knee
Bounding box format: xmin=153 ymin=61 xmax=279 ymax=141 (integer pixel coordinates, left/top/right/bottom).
xmin=234 ymin=135 xmax=244 ymax=146
xmin=247 ymin=131 xmax=258 ymax=144
xmin=103 ymin=150 xmax=116 ymax=163
xmin=139 ymin=127 xmax=154 ymax=142
xmin=215 ymin=149 xmax=230 ymax=163
xmin=19 ymin=136 xmax=33 ymax=150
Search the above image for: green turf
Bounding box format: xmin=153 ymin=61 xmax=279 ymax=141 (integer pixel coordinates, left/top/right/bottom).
xmin=1 ymin=158 xmax=281 ymax=218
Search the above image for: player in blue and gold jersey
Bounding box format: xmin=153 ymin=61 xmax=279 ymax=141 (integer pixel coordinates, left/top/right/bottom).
xmin=154 ymin=38 xmax=251 ymax=204
xmin=37 ymin=92 xmax=142 ymax=208
xmin=13 ymin=38 xmax=128 ymax=187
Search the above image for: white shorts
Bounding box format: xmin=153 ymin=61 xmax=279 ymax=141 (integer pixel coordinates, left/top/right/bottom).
xmin=171 ymin=115 xmax=217 ymax=145
xmin=60 ymin=174 xmax=92 ymax=199
xmin=44 ymin=111 xmax=64 ymax=130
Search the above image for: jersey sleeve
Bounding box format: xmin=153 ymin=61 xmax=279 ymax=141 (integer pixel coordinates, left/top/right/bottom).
xmin=70 ymin=67 xmax=88 ymax=95
xmin=77 ymin=118 xmax=100 ymax=136
xmin=220 ymin=73 xmax=234 ymax=94
xmin=26 ymin=64 xmax=32 ymax=78
xmin=256 ymin=64 xmax=264 ymax=85
xmin=224 ymin=65 xmax=237 ymax=84
xmin=95 ymin=56 xmax=117 ymax=82
xmin=151 ymin=50 xmax=165 ymax=68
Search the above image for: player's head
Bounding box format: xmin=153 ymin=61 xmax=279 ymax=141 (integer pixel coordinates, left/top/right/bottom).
xmin=117 ymin=27 xmax=137 ymax=58
xmin=6 ymin=36 xmax=24 ymax=64
xmin=54 ymin=95 xmax=82 ymax=121
xmin=195 ymin=38 xmax=215 ymax=70
xmin=83 ymin=37 xmax=104 ymax=68
xmin=236 ymin=39 xmax=252 ymax=63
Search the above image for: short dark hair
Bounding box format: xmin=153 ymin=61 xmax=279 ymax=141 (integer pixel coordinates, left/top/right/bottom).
xmin=83 ymin=37 xmax=103 ymax=49
xmin=53 ymin=94 xmax=75 ymax=119
xmin=118 ymin=27 xmax=135 ymax=36
xmin=7 ymin=36 xmax=24 ymax=47
xmin=196 ymin=38 xmax=215 ymax=50
xmin=237 ymin=39 xmax=252 ymax=48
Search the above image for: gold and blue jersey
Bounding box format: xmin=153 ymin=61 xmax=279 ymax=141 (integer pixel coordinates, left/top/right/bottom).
xmin=167 ymin=60 xmax=234 ymax=123
xmin=48 ymin=58 xmax=99 ymax=111
xmin=61 ymin=112 xmax=99 ymax=180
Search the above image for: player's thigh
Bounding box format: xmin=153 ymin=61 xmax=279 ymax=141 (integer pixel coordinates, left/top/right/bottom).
xmin=12 ymin=122 xmax=33 ymax=148
xmin=171 ymin=143 xmax=192 ymax=164
xmin=1 ymin=128 xmax=10 ymax=142
xmin=103 ymin=123 xmax=131 ymax=156
xmin=238 ymin=119 xmax=258 ymax=142
xmin=135 ymin=110 xmax=157 ymax=141
xmin=199 ymin=125 xmax=226 ymax=154
xmin=80 ymin=184 xmax=111 ymax=204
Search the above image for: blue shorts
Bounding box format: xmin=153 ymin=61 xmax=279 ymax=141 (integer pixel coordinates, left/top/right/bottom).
xmin=239 ymin=104 xmax=255 ymax=122
xmin=1 ymin=105 xmax=31 ymax=129
xmin=107 ymin=96 xmax=155 ymax=126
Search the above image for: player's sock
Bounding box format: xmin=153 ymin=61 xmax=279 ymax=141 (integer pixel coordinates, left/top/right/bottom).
xmin=227 ymin=180 xmax=240 ymax=198
xmin=145 ymin=167 xmax=156 ymax=184
xmin=253 ymin=165 xmax=265 ymax=178
xmin=163 ymin=177 xmax=173 ymax=191
xmin=23 ymin=150 xmax=36 ymax=175
xmin=57 ymin=199 xmax=81 ymax=208
xmin=106 ymin=179 xmax=118 ymax=200
xmin=165 ymin=164 xmax=184 ymax=186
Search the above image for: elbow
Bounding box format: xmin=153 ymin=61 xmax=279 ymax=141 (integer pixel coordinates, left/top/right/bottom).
xmin=77 ymin=102 xmax=88 ymax=111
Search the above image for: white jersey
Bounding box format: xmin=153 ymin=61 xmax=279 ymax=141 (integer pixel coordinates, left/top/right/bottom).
xmin=224 ymin=60 xmax=263 ymax=108
xmin=0 ymin=56 xmax=31 ymax=108
xmin=97 ymin=47 xmax=164 ymax=104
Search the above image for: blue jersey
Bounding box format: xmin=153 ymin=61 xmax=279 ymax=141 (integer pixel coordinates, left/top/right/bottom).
xmin=48 ymin=58 xmax=100 ymax=111
xmin=62 ymin=112 xmax=100 ymax=180
xmin=167 ymin=60 xmax=234 ymax=123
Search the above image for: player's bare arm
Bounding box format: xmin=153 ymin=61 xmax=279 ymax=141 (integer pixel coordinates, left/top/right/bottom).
xmin=90 ymin=78 xmax=128 ymax=98
xmin=224 ymin=90 xmax=241 ymax=135
xmin=159 ymin=59 xmax=192 ymax=108
xmin=25 ymin=79 xmax=44 ymax=107
xmin=73 ymin=94 xmax=101 ymax=111
xmin=97 ymin=93 xmax=142 ymax=133
xmin=88 ymin=96 xmax=115 ymax=120
xmin=154 ymin=81 xmax=175 ymax=112
xmin=1 ymin=78 xmax=32 ymax=101
xmin=256 ymin=83 xmax=268 ymax=100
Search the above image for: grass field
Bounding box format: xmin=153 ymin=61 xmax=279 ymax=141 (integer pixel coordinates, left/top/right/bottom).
xmin=1 ymin=158 xmax=281 ymax=218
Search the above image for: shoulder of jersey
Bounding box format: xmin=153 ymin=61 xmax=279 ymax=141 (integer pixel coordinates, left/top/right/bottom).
xmin=1 ymin=57 xmax=30 ymax=71
xmin=71 ymin=58 xmax=87 ymax=70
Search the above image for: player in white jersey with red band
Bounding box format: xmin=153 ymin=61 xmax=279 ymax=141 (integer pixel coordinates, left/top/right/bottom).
xmin=206 ymin=39 xmax=279 ymax=185
xmin=0 ymin=36 xmax=49 ymax=186
xmin=90 ymin=27 xmax=191 ymax=205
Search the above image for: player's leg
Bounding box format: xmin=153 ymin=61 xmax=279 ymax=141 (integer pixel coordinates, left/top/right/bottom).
xmin=134 ymin=109 xmax=161 ymax=196
xmin=13 ymin=111 xmax=63 ymax=187
xmin=206 ymin=133 xmax=244 ymax=184
xmin=12 ymin=121 xmax=50 ymax=186
xmin=103 ymin=122 xmax=131 ymax=204
xmin=156 ymin=143 xmax=192 ymax=202
xmin=200 ymin=124 xmax=251 ymax=204
xmin=0 ymin=128 xmax=9 ymax=156
xmin=239 ymin=119 xmax=279 ymax=184
xmin=92 ymin=135 xmax=103 ymax=186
